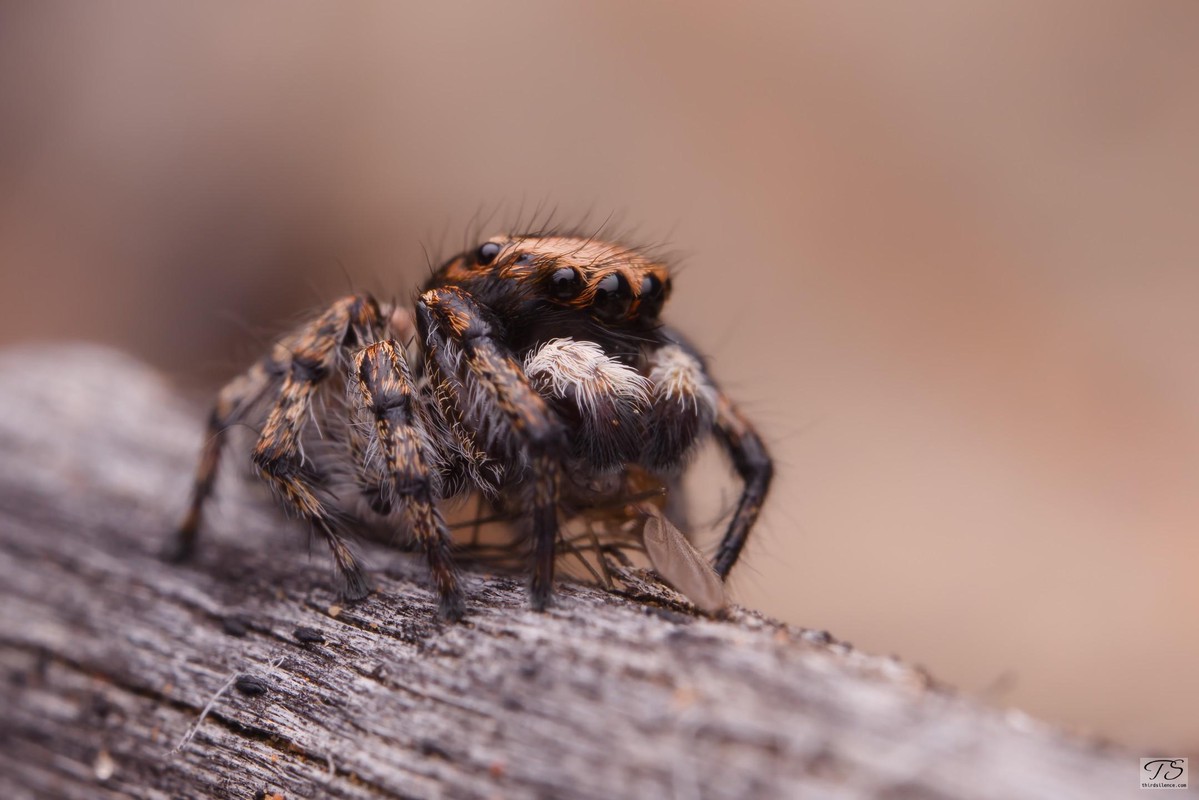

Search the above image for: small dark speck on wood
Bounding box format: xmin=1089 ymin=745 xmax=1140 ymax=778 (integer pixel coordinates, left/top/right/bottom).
xmin=0 ymin=345 xmax=1132 ymax=800
xmin=234 ymin=675 xmax=270 ymax=697
xmin=293 ymin=626 xmax=326 ymax=645
xmin=222 ymin=616 xmax=249 ymax=638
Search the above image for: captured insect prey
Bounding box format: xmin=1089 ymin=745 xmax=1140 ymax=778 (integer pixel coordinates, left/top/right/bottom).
xmin=168 ymin=233 xmax=773 ymax=620
xmin=641 ymin=507 xmax=726 ymax=613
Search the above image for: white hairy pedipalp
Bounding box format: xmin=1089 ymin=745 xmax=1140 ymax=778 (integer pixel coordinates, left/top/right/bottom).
xmin=524 ymin=338 xmax=651 ymax=411
xmin=646 ymin=344 xmax=717 ymax=416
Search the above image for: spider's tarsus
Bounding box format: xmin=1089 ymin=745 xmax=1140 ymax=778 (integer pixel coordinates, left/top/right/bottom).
xmin=161 ymin=528 xmax=197 ymax=563
xmin=530 ymin=516 xmax=558 ymax=612
xmin=437 ymin=592 xmax=467 ymax=623
xmin=529 ymin=582 xmax=555 ymax=612
xmin=338 ymin=568 xmax=373 ymax=602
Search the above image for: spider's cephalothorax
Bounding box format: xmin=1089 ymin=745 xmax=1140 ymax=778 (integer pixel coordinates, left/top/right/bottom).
xmin=169 ymin=234 xmax=772 ymax=621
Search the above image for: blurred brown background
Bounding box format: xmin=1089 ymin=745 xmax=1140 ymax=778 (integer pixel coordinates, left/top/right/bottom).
xmin=2 ymin=2 xmax=1196 ymax=753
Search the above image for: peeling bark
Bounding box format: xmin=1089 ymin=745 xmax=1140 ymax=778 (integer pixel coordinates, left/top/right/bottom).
xmin=0 ymin=345 xmax=1129 ymax=799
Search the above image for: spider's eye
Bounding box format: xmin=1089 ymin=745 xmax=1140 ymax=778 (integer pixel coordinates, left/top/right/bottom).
xmin=638 ymin=273 xmax=666 ymax=317
xmin=547 ymin=266 xmax=582 ymax=300
xmin=476 ymin=241 xmax=502 ymax=265
xmin=592 ymin=272 xmax=632 ymax=321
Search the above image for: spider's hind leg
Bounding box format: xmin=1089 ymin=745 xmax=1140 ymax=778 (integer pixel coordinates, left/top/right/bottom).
xmin=351 ymin=340 xmax=465 ymax=621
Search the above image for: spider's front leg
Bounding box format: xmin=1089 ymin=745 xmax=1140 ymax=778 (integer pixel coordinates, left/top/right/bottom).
xmin=417 ymin=287 xmax=569 ymax=610
xmin=250 ymin=294 xmax=383 ymax=599
xmin=351 ymin=341 xmax=464 ymax=621
xmin=709 ymin=395 xmax=773 ymax=577
xmin=641 ymin=337 xmax=774 ymax=579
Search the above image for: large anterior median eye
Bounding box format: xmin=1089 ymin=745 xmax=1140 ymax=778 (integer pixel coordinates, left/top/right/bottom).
xmin=476 ymin=241 xmax=502 ymax=265
xmin=547 ymin=266 xmax=582 ymax=300
xmin=638 ymin=273 xmax=666 ymax=318
xmin=592 ymin=272 xmax=631 ymax=321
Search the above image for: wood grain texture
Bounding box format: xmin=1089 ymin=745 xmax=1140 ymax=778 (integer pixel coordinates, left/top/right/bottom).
xmin=0 ymin=345 xmax=1130 ymax=800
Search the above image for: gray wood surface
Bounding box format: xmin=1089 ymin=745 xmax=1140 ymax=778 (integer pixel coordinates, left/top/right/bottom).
xmin=0 ymin=345 xmax=1131 ymax=799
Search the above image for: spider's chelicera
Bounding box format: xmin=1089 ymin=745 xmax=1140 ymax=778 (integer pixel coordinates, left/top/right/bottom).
xmin=169 ymin=234 xmax=772 ymax=620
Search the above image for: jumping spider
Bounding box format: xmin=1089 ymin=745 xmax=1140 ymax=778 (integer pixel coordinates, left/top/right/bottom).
xmin=169 ymin=234 xmax=772 ymax=620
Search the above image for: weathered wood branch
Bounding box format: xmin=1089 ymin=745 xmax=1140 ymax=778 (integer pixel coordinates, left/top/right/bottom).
xmin=0 ymin=345 xmax=1129 ymax=799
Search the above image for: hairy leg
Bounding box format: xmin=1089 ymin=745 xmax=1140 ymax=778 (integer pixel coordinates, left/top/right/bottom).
xmin=417 ymin=286 xmax=568 ymax=609
xmin=641 ymin=335 xmax=773 ymax=578
xmin=709 ymin=395 xmax=773 ymax=578
xmin=352 ymin=340 xmax=464 ymax=621
xmin=250 ymin=293 xmax=383 ymax=599
xmin=167 ymin=351 xmax=283 ymax=561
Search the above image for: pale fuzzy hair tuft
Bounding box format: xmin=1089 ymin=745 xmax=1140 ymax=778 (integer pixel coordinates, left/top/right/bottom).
xmin=647 ymin=344 xmax=717 ymax=415
xmin=524 ymin=338 xmax=651 ymax=411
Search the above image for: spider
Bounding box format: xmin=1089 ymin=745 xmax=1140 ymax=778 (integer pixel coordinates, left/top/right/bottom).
xmin=168 ymin=233 xmax=772 ymax=621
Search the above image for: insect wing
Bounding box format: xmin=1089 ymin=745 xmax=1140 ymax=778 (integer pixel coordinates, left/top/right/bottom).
xmin=642 ymin=512 xmax=726 ymax=613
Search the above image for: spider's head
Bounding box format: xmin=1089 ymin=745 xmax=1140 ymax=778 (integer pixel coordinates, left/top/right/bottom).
xmin=432 ymin=235 xmax=672 ymax=328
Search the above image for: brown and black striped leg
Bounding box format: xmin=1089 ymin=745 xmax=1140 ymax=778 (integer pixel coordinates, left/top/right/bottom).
xmin=416 ymin=286 xmax=567 ymax=610
xmin=710 ymin=394 xmax=773 ymax=578
xmin=352 ymin=341 xmax=465 ymax=621
xmin=251 ymin=293 xmax=383 ymax=600
xmin=166 ymin=357 xmax=279 ymax=562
